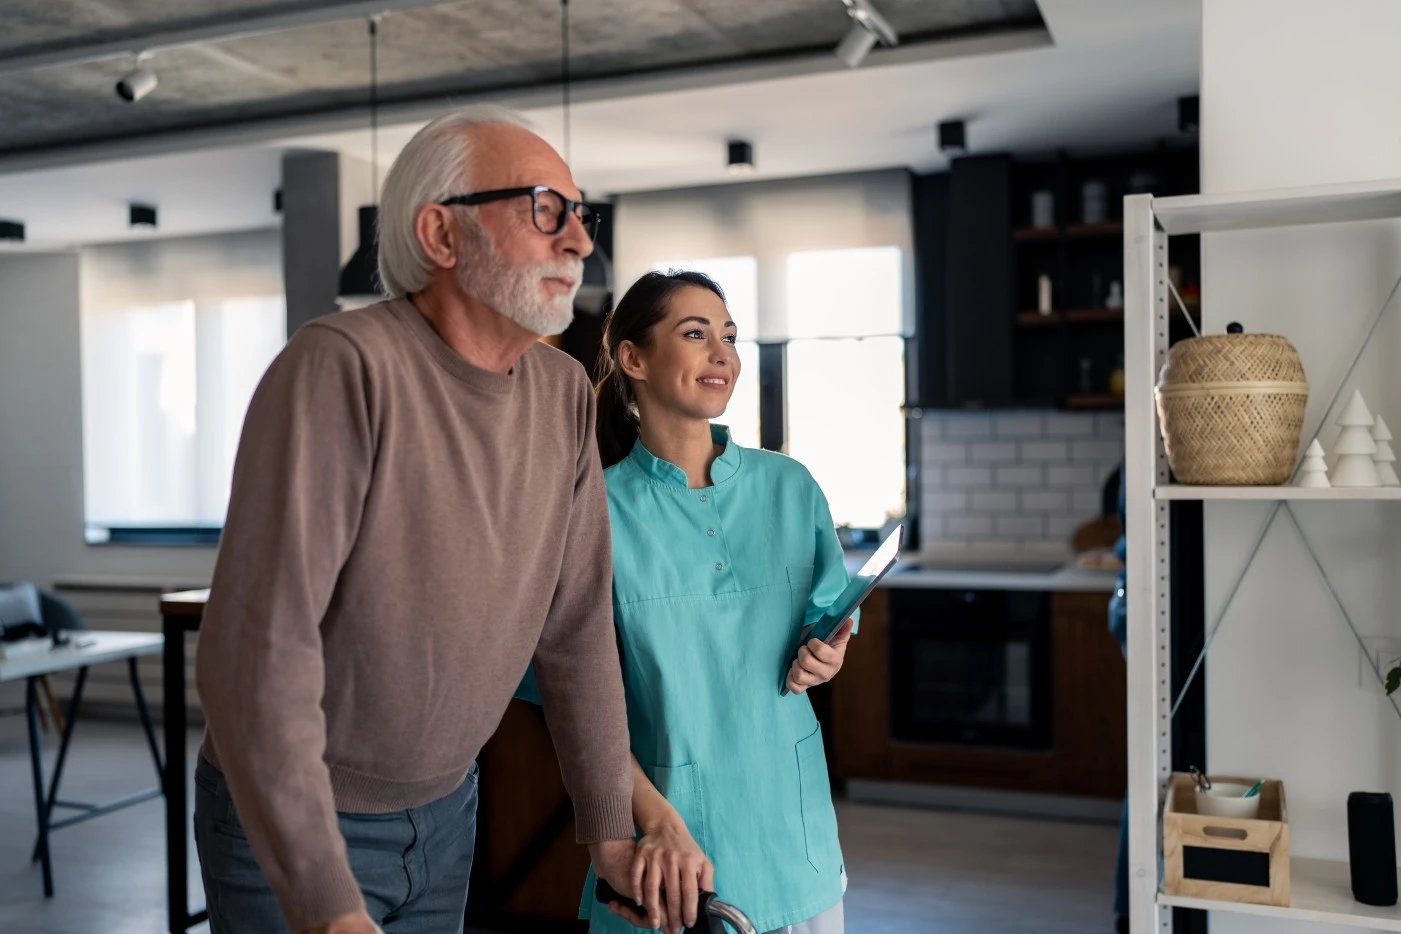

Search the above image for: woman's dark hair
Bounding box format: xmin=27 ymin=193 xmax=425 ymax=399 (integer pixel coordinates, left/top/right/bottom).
xmin=595 ymin=270 xmax=727 ymax=468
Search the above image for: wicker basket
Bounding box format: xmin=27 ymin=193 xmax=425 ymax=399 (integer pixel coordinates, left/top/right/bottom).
xmin=1155 ymin=332 xmax=1308 ymax=485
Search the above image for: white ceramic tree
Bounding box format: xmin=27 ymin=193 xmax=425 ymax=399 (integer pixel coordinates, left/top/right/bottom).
xmin=1331 ymin=390 xmax=1382 ymax=487
xmin=1374 ymin=414 xmax=1399 ymax=486
xmin=1297 ymin=439 xmax=1331 ymax=488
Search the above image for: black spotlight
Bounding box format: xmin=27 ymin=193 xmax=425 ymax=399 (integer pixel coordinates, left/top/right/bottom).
xmin=274 ymin=189 xmax=283 ymax=214
xmin=938 ymin=119 xmax=966 ymax=155
xmin=0 ymin=219 xmax=24 ymax=242
xmin=727 ymin=140 xmax=755 ymax=175
xmin=129 ymin=203 xmax=157 ymax=228
xmin=1179 ymin=95 xmax=1199 ymax=134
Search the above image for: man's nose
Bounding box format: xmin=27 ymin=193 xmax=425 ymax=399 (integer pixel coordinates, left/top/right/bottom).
xmin=556 ymin=211 xmax=594 ymax=259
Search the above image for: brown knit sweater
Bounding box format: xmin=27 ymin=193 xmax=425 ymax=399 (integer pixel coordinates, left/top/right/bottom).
xmin=196 ymin=298 xmax=633 ymax=931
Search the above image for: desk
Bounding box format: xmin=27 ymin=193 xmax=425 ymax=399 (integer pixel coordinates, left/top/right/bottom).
xmin=0 ymin=631 xmax=165 ymax=898
xmin=159 ymin=589 xmax=208 ymax=934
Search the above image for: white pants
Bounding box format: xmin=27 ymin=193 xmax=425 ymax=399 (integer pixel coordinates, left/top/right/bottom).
xmin=762 ymin=900 xmax=844 ymax=934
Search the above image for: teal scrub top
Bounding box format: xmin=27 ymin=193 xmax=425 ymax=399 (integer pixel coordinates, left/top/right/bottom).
xmin=537 ymin=425 xmax=854 ymax=933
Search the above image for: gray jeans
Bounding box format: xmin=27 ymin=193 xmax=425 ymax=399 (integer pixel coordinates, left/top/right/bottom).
xmin=194 ymin=754 xmax=479 ymax=934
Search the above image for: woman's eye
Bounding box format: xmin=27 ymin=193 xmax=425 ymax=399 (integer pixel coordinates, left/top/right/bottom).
xmin=723 ymin=334 xmax=737 ymax=344
xmin=684 ymin=329 xmax=704 ymax=339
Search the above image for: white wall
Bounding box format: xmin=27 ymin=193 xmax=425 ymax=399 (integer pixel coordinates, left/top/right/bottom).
xmin=0 ymin=251 xmax=218 ymax=588
xmin=1201 ymin=2 xmax=1401 ymax=931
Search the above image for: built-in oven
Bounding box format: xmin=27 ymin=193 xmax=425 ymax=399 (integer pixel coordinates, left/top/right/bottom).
xmin=889 ymin=587 xmax=1052 ymax=750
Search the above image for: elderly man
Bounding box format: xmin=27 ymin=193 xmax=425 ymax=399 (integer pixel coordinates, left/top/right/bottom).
xmin=194 ymin=106 xmax=644 ymax=934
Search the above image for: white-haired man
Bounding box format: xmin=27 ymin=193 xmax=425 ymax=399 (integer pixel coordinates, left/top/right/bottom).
xmin=194 ymin=107 xmax=647 ymax=934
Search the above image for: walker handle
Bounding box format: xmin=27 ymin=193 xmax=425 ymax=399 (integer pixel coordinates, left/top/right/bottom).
xmin=594 ymin=880 xmax=724 ymax=934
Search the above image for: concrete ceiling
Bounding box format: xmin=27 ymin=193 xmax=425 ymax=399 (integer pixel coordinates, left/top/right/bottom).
xmin=0 ymin=0 xmax=1202 ymax=247
xmin=0 ymin=0 xmax=1041 ymax=157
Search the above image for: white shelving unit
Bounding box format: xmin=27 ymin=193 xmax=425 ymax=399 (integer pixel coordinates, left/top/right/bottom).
xmin=1125 ymin=178 xmax=1401 ymax=932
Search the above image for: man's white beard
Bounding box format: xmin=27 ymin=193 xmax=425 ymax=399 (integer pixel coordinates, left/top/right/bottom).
xmin=456 ymin=221 xmax=581 ymax=337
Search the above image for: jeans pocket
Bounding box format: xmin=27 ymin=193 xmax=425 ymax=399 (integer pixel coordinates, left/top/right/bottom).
xmin=795 ymin=725 xmax=838 ymax=873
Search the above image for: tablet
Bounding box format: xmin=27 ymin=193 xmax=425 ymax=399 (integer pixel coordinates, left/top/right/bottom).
xmin=780 ymin=523 xmax=903 ymax=695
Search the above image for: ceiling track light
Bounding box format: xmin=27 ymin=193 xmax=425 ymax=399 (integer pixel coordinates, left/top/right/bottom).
xmin=836 ymin=0 xmax=898 ymax=68
xmin=116 ymin=52 xmax=157 ymax=102
xmin=129 ymin=203 xmax=157 ymax=228
xmin=938 ymin=119 xmax=966 ymax=155
xmin=0 ymin=219 xmax=25 ymax=242
xmin=727 ymin=140 xmax=755 ymax=175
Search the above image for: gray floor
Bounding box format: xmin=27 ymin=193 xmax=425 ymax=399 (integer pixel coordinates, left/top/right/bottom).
xmin=0 ymin=715 xmax=1118 ymax=933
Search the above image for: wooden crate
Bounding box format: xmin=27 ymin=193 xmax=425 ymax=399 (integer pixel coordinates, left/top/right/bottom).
xmin=1163 ymin=772 xmax=1290 ymax=908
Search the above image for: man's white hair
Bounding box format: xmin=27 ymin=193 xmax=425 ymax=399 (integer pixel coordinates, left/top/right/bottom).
xmin=377 ymin=104 xmax=536 ymax=298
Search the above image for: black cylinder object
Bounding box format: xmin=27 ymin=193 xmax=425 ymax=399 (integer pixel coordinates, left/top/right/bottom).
xmin=1348 ymin=791 xmax=1399 ymax=907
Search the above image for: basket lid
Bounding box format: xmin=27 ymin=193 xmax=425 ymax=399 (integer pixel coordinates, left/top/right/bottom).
xmin=1158 ymin=332 xmax=1306 ymax=389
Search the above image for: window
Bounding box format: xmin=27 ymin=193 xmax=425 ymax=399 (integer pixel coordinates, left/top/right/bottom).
xmin=651 ymin=256 xmax=760 ymax=449
xmin=82 ymin=296 xmax=285 ymax=540
xmin=785 ymin=248 xmax=907 ymax=529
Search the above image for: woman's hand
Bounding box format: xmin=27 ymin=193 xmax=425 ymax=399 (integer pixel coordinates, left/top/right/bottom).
xmin=613 ymin=819 xmax=714 ymax=934
xmin=785 ymin=617 xmax=854 ymax=695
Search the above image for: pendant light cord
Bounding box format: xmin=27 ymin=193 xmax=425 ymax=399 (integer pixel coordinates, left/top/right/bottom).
xmin=369 ymin=15 xmax=380 ymax=198
xmin=561 ymin=0 xmax=570 ymax=165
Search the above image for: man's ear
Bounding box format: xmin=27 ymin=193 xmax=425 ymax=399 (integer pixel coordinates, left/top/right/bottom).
xmin=617 ymin=339 xmax=647 ymax=383
xmin=415 ymin=204 xmax=458 ymax=271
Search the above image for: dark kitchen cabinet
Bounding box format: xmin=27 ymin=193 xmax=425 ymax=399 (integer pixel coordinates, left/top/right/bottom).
xmin=911 ymin=145 xmax=1200 ymax=411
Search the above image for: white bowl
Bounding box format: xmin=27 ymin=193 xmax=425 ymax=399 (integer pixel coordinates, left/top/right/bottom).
xmin=1196 ymin=783 xmax=1262 ymax=819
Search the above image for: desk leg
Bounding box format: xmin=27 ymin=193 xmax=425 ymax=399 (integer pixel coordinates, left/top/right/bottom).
xmin=164 ymin=614 xmax=189 ymax=934
xmin=130 ymin=656 xmax=165 ymax=786
xmin=32 ymin=666 xmax=87 ymax=862
xmin=26 ymin=677 xmax=53 ymax=897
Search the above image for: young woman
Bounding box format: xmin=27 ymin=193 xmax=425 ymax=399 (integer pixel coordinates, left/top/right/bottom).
xmin=583 ymin=270 xmax=856 ymax=934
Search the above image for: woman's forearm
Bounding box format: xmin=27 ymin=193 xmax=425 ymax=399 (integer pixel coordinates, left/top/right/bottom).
xmin=631 ymin=754 xmax=685 ymax=835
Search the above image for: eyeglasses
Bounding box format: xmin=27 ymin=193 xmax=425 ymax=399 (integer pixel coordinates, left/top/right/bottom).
xmin=438 ymin=185 xmax=600 ymax=241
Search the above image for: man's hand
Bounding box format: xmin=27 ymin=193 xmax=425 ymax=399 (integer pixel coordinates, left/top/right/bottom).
xmin=632 ymin=819 xmax=714 ymax=934
xmin=785 ymin=617 xmax=854 ymax=695
xmin=589 ymin=839 xmax=651 ymax=929
xmin=304 ymin=910 xmax=381 ymax=934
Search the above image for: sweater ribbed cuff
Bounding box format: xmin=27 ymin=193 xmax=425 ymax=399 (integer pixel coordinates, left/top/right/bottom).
xmin=280 ymin=859 xmax=366 ymax=933
xmin=573 ymin=793 xmax=636 ymax=844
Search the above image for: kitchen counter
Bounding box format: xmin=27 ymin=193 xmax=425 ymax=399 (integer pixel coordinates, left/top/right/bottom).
xmin=880 ymin=562 xmax=1119 ymax=593
xmin=842 ymin=551 xmax=1119 ymax=592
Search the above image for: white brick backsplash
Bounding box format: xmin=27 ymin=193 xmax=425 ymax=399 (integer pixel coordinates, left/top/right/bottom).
xmin=1044 ymin=413 xmax=1098 ymax=438
xmin=1071 ymin=440 xmax=1123 ymax=463
xmin=972 ymin=490 xmax=1020 ymax=513
xmin=1021 ymin=489 xmax=1070 ymax=512
xmin=943 ymin=415 xmax=994 ymax=439
xmin=1046 ymin=465 xmax=1096 ymax=487
xmin=947 ymin=515 xmax=993 ymax=537
xmin=946 ymin=465 xmax=994 ymax=488
xmin=970 ymin=441 xmax=1019 ymax=463
xmin=1071 ymin=489 xmax=1103 ymax=515
xmin=996 ymin=515 xmax=1045 ymax=537
xmin=923 ymin=491 xmax=969 ymax=513
xmin=1097 ymin=413 xmax=1126 ymax=439
xmin=1020 ymin=440 xmax=1070 ymax=462
xmin=924 ymin=441 xmax=969 ymax=464
xmin=921 ymin=407 xmax=1119 ymax=550
xmin=994 ymin=414 xmax=1044 ymax=438
xmin=995 ymin=465 xmax=1043 ymax=488
xmin=1047 ymin=514 xmax=1086 ymax=541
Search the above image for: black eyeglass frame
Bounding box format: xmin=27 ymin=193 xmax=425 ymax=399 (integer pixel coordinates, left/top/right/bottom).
xmin=438 ymin=185 xmax=600 ymax=241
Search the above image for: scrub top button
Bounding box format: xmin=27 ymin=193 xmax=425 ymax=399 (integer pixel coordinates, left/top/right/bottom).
xmin=715 ymin=563 xmax=724 ymax=571
xmin=707 ymin=529 xmax=716 ymax=537
xmin=699 ymin=494 xmax=708 ymax=503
